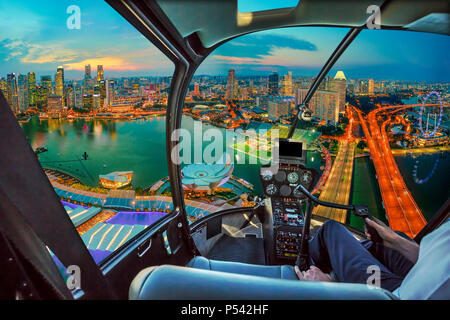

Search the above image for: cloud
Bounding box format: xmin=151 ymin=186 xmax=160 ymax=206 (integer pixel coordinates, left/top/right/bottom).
xmin=63 ymin=56 xmax=149 ymax=71
xmin=214 ymin=34 xmax=317 ymax=59
xmin=212 ymin=55 xmax=262 ymax=65
xmin=0 ymin=39 xmax=80 ymax=64
xmin=207 ymin=33 xmax=322 ymax=72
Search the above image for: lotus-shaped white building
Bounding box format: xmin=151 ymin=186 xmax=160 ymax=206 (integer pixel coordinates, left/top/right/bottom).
xmin=181 ymin=154 xmax=234 ymax=192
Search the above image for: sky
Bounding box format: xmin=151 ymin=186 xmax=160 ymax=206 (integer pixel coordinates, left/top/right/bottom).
xmin=0 ymin=0 xmax=449 ymax=82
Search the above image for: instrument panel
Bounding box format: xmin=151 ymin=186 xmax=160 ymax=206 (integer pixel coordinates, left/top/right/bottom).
xmin=259 ymin=164 xmax=317 ymax=200
xmin=259 ymin=163 xmax=318 ymax=261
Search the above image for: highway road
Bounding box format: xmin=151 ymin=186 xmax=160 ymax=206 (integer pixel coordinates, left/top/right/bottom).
xmin=354 ymin=105 xmax=427 ymax=237
xmin=313 ymin=141 xmax=355 ymax=223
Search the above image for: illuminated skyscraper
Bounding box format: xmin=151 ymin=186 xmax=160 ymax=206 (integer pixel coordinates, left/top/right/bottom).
xmin=84 ymin=64 xmax=93 ymax=95
xmin=281 ymin=71 xmax=293 ymax=96
xmin=194 ymin=82 xmax=200 ymax=95
xmin=225 ymin=69 xmax=236 ymax=99
xmin=97 ymin=65 xmax=104 ymax=82
xmin=34 ymin=85 xmax=49 ymax=109
xmin=40 ymin=76 xmax=52 ymax=95
xmin=268 ymin=72 xmax=279 ymax=96
xmin=83 ymin=94 xmax=93 ymax=109
xmin=268 ymin=99 xmax=291 ymax=121
xmin=296 ymin=88 xmax=339 ymax=125
xmin=55 ymin=66 xmax=65 ymax=107
xmin=105 ymin=80 xmax=115 ymax=107
xmin=17 ymin=74 xmax=29 ymax=112
xmin=7 ymin=73 xmax=19 ymax=112
xmin=368 ymin=78 xmax=375 ymax=95
xmin=331 ymin=71 xmax=347 ymax=113
xmin=0 ymin=78 xmax=7 ymax=98
xmin=85 ymin=65 xmax=92 ymax=80
xmin=98 ymin=80 xmax=106 ymax=107
xmin=28 ymin=72 xmax=36 ymax=107
xmin=47 ymin=95 xmax=63 ymax=113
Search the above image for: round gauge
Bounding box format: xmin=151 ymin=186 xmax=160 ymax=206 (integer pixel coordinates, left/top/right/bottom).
xmin=301 ymin=171 xmax=313 ymax=185
xmin=280 ymin=185 xmax=291 ymax=197
xmin=287 ymin=172 xmax=299 ymax=184
xmin=261 ymin=169 xmax=273 ymax=181
xmin=265 ymin=184 xmax=278 ymax=196
xmin=274 ymin=170 xmax=286 ymax=182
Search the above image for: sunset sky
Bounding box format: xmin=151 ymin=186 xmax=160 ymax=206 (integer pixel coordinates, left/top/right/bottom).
xmin=1 ymin=0 xmax=449 ymax=81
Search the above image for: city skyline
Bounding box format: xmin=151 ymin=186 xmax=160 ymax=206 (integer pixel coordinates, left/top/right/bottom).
xmin=1 ymin=1 xmax=449 ymax=81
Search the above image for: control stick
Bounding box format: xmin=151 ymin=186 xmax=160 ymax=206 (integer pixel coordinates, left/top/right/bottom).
xmin=353 ymin=205 xmax=383 ymax=243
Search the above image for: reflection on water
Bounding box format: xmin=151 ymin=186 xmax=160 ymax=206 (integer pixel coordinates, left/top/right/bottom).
xmin=21 ymin=116 xmax=168 ymax=188
xmin=396 ymin=152 xmax=450 ymax=220
xmin=412 ymin=155 xmax=440 ymax=184
xmin=22 ymin=116 xmax=324 ymax=195
xmin=22 ymin=116 xmax=447 ymax=220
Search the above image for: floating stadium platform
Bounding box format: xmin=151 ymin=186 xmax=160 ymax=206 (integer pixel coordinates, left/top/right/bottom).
xmin=48 ymin=171 xmax=233 ymax=263
xmin=99 ymin=171 xmax=134 ymax=189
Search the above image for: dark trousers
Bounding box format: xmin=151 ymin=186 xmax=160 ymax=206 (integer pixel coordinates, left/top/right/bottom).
xmin=309 ymin=220 xmax=415 ymax=292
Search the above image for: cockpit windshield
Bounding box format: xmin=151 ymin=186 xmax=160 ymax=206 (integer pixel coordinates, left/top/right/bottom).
xmin=179 ymin=27 xmax=350 ymax=221
xmin=1 ymin=0 xmax=175 ymax=265
xmin=179 ymin=26 xmax=449 ymax=237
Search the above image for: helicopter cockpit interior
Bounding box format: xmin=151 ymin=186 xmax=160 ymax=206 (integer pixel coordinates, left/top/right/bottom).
xmin=0 ymin=0 xmax=449 ymax=302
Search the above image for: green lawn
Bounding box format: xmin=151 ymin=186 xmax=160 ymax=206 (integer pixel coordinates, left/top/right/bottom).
xmin=349 ymin=158 xmax=388 ymax=231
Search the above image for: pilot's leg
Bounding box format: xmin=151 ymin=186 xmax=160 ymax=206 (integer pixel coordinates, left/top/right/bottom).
xmin=309 ymin=220 xmax=404 ymax=291
xmin=361 ymin=232 xmax=415 ymax=278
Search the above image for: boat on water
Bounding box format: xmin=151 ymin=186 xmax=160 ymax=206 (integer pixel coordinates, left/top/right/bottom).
xmin=38 ymin=113 xmax=49 ymax=120
xmin=17 ymin=115 xmax=31 ymax=123
xmin=99 ymin=171 xmax=134 ymax=189
xmin=34 ymin=146 xmax=48 ymax=155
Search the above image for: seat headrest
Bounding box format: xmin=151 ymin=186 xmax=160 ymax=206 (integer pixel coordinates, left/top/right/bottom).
xmin=130 ymin=265 xmax=396 ymax=300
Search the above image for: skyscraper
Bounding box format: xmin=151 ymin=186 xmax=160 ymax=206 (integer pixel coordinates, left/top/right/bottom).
xmin=17 ymin=74 xmax=29 ymax=112
xmin=331 ymin=71 xmax=347 ymax=113
xmin=225 ymin=69 xmax=236 ymax=99
xmin=368 ymin=78 xmax=375 ymax=95
xmin=6 ymin=73 xmax=19 ymax=112
xmin=84 ymin=64 xmax=93 ymax=95
xmin=85 ymin=65 xmax=92 ymax=80
xmin=296 ymin=88 xmax=339 ymax=125
xmin=268 ymin=99 xmax=291 ymax=121
xmin=35 ymin=86 xmax=48 ymax=109
xmin=28 ymin=72 xmax=36 ymax=107
xmin=0 ymin=78 xmax=7 ymax=98
xmin=40 ymin=76 xmax=52 ymax=95
xmin=55 ymin=66 xmax=65 ymax=107
xmin=105 ymin=80 xmax=115 ymax=107
xmin=98 ymin=80 xmax=106 ymax=107
xmin=281 ymin=71 xmax=293 ymax=96
xmin=268 ymin=72 xmax=279 ymax=96
xmin=47 ymin=95 xmax=63 ymax=113
xmin=194 ymin=82 xmax=200 ymax=96
xmin=97 ymin=65 xmax=104 ymax=82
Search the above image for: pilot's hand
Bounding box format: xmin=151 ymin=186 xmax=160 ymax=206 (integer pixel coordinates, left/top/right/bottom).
xmin=295 ymin=265 xmax=333 ymax=282
xmin=365 ymin=218 xmax=400 ymax=249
